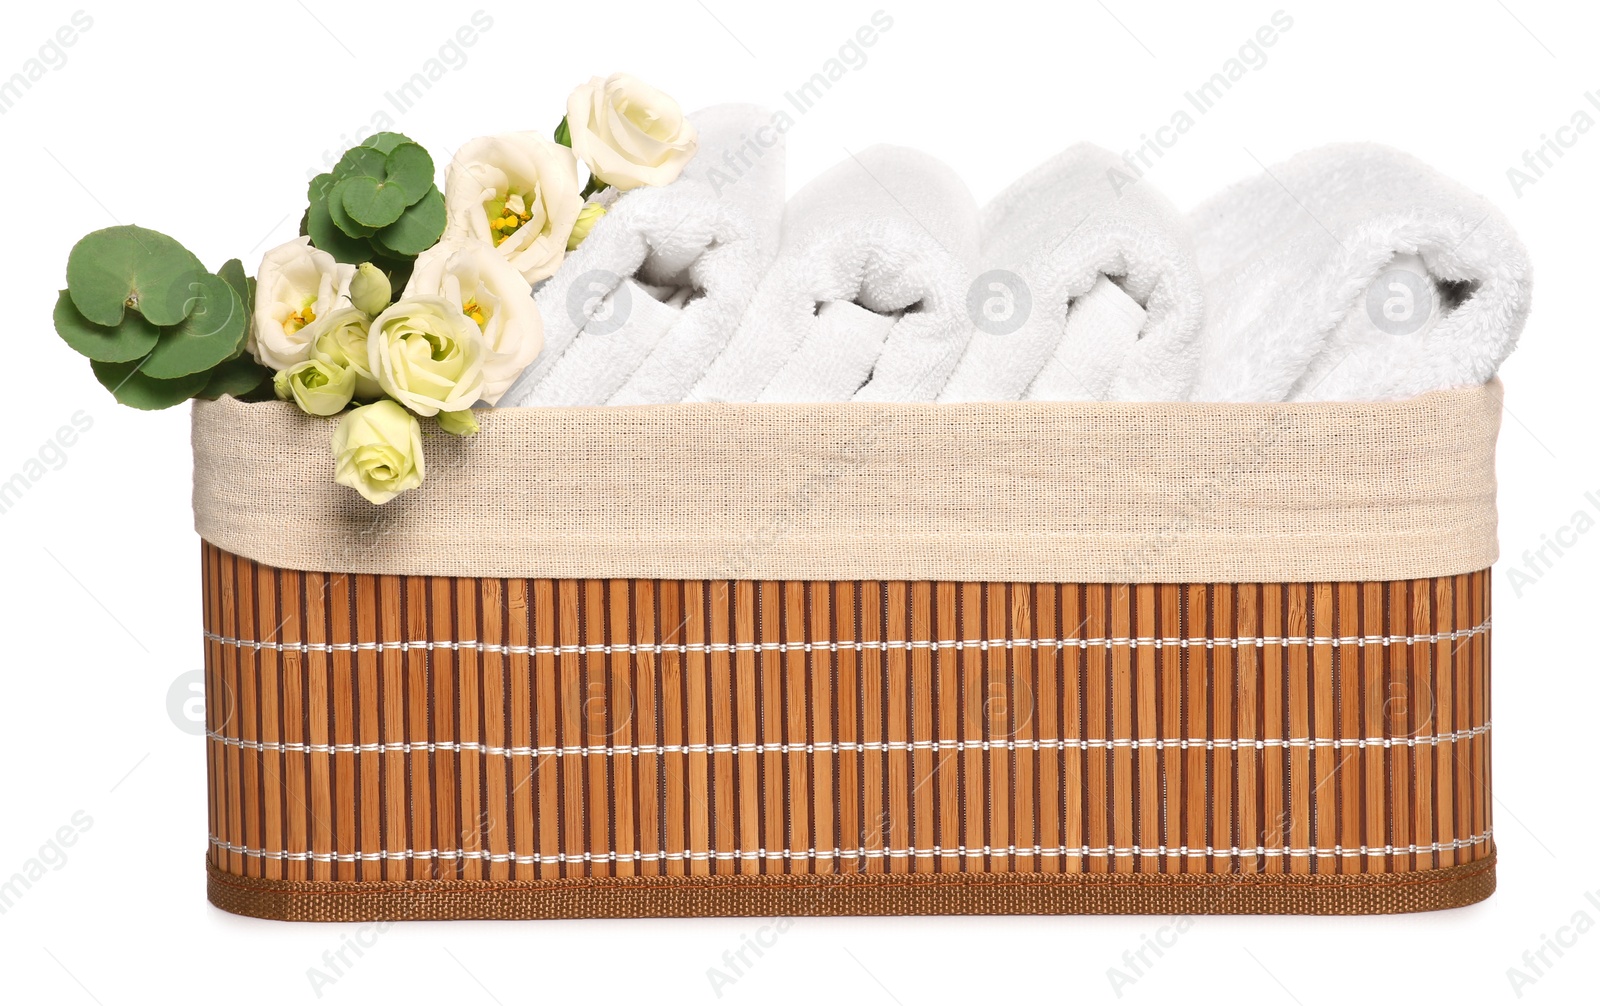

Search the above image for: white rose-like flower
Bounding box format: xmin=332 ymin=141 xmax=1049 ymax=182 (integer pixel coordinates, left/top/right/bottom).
xmin=368 ymin=296 xmax=487 ymax=417
xmin=331 ymin=401 xmax=425 ymax=506
xmin=566 ymin=73 xmax=699 ymax=190
xmin=405 ymin=240 xmax=543 ymax=405
xmin=249 ymin=236 xmax=355 ymax=371
xmin=443 ymin=132 xmax=582 ymax=285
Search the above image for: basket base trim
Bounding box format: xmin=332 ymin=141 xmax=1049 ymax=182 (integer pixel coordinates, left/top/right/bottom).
xmin=207 ymin=851 xmax=1495 ymax=921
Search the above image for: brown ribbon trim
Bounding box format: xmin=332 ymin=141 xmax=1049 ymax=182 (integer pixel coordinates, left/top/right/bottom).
xmin=208 ymin=850 xmax=1495 ymax=921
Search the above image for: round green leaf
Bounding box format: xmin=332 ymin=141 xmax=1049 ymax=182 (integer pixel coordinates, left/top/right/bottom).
xmin=364 ymin=252 xmax=414 ymax=294
xmin=197 ymin=355 xmax=272 ymax=400
xmin=66 ymin=225 xmax=206 ymax=327
xmin=140 ymin=274 xmax=248 ymax=379
xmin=383 ymin=142 xmax=435 ymax=204
xmin=216 ymin=258 xmax=252 ymax=315
xmin=333 ymin=144 xmax=388 ymax=181
xmin=360 ymin=132 xmax=411 ymax=155
xmin=54 ymin=289 xmax=160 ymax=363
xmin=307 ymin=197 xmax=376 ymax=264
xmin=373 ymin=186 xmax=446 ymax=257
xmin=91 ymin=358 xmax=208 ymax=410
xmin=325 ymin=179 xmax=377 ymax=237
xmin=308 ymin=172 xmax=338 ymax=203
xmin=341 ymin=176 xmax=407 ymax=228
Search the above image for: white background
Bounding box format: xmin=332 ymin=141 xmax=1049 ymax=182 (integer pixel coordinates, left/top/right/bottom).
xmin=2 ymin=1 xmax=1597 ymax=1002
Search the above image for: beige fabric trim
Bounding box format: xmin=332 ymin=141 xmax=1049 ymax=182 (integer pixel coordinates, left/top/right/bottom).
xmin=191 ymin=381 xmax=1501 ymax=583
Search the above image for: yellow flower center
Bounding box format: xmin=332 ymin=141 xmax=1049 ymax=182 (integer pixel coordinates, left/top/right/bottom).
xmin=461 ymin=298 xmax=488 ymax=329
xmin=487 ymin=192 xmax=534 ymax=247
xmin=284 ymin=304 xmax=318 ymax=336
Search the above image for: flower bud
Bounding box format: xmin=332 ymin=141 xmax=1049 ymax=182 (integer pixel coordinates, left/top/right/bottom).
xmin=331 ymin=400 xmax=425 ymax=505
xmin=438 ymin=409 xmax=480 ymax=437
xmin=566 ymin=201 xmax=608 ymax=251
xmin=350 ymin=262 xmax=393 ymax=316
xmin=274 ymin=358 xmax=356 ymax=416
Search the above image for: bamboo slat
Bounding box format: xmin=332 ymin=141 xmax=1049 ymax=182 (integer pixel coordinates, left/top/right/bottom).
xmin=202 ymin=543 xmax=1494 ymax=918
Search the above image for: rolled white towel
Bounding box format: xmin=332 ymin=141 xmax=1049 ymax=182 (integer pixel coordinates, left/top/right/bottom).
xmin=939 ymin=143 xmax=1205 ymax=403
xmin=1024 ymin=275 xmax=1149 ymax=401
xmin=757 ymin=301 xmax=897 ymax=403
xmin=1189 ymin=143 xmax=1532 ymax=402
xmin=693 ymin=145 xmax=980 ymax=403
xmin=501 ymin=104 xmax=785 ymax=406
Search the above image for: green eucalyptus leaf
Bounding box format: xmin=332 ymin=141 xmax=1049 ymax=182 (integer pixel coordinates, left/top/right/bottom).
xmin=383 ymin=142 xmax=435 ymax=204
xmin=216 ymin=258 xmax=252 ymax=315
xmin=53 ymin=289 xmax=160 ymax=363
xmin=196 ymin=355 xmax=272 ymax=400
xmin=306 ymin=197 xmax=375 ymax=263
xmin=308 ymin=172 xmax=338 ymax=203
xmin=325 ymin=178 xmax=378 ymax=236
xmin=372 ymin=186 xmax=446 ymax=257
xmin=360 ymin=132 xmax=411 ymax=155
xmin=140 ymin=273 xmax=249 ymax=379
xmin=333 ymin=143 xmax=388 ymax=181
xmin=341 ymin=175 xmax=408 ymax=228
xmin=91 ymin=358 xmax=208 ymax=410
xmin=66 ymin=225 xmax=207 ymax=327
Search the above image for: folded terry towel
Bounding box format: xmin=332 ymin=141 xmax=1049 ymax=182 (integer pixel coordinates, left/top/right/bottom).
xmin=501 ymin=104 xmax=785 ymax=406
xmin=1189 ymin=143 xmax=1532 ymax=402
xmin=757 ymin=301 xmax=898 ymax=403
xmin=692 ymin=145 xmax=981 ymax=403
xmin=940 ymin=143 xmax=1205 ymax=403
xmin=1024 ymin=275 xmax=1149 ymax=400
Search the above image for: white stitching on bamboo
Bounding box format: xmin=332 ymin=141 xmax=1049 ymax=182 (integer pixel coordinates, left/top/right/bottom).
xmin=208 ymin=831 xmax=1493 ymax=864
xmin=202 ymin=619 xmax=1490 ymax=657
xmin=206 ymin=724 xmax=1491 ymax=758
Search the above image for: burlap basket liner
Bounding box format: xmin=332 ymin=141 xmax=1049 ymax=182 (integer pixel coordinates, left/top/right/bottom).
xmin=191 ymin=381 xmax=1502 ymax=584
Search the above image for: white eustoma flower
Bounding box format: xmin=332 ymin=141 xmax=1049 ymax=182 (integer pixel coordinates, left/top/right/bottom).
xmin=566 ymin=73 xmax=699 ymax=190
xmin=405 ymin=239 xmax=542 ymax=405
xmin=331 ymin=401 xmax=425 ymax=505
xmin=443 ymin=132 xmax=582 ymax=285
xmin=368 ymin=296 xmax=487 ymax=417
xmin=248 ymin=236 xmax=355 ymax=372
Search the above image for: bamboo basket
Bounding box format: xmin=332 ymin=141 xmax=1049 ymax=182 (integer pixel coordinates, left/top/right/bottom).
xmin=191 ymin=382 xmax=1502 ymax=919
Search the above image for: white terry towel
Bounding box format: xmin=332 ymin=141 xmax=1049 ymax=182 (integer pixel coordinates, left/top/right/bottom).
xmin=940 ymin=143 xmax=1205 ymax=403
xmin=502 ymin=104 xmax=785 ymax=406
xmin=1189 ymin=143 xmax=1532 ymax=402
xmin=1025 ymin=275 xmax=1149 ymax=401
xmin=692 ymin=145 xmax=981 ymax=403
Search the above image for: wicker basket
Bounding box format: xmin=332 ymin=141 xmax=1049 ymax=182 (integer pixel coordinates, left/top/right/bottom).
xmin=192 ymin=382 xmax=1502 ymax=919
